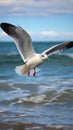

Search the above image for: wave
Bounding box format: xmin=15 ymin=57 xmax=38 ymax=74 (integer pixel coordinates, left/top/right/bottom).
xmin=0 ymin=53 xmax=22 ymax=64
xmin=50 ymin=53 xmax=73 ymax=59
xmin=17 ymin=88 xmax=73 ymax=104
xmin=1 ymin=89 xmax=73 ymax=105
xmin=47 ymin=53 xmax=73 ymax=66
xmin=64 ymin=53 xmax=73 ymax=59
xmin=0 ymin=52 xmax=73 ymax=64
xmin=56 ymin=53 xmax=73 ymax=59
xmin=0 ymin=81 xmax=73 ymax=105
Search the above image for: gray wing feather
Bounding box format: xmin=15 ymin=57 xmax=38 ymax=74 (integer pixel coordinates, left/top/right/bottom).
xmin=1 ymin=23 xmax=35 ymax=62
xmin=42 ymin=41 xmax=73 ymax=56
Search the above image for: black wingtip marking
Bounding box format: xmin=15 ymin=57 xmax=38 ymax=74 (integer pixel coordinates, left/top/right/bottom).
xmin=1 ymin=23 xmax=12 ymax=35
xmin=0 ymin=23 xmax=17 ymax=37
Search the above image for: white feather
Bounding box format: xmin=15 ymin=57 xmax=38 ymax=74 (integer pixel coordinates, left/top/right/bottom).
xmin=15 ymin=64 xmax=28 ymax=75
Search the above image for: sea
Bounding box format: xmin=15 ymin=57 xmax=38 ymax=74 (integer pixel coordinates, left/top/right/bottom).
xmin=0 ymin=41 xmax=73 ymax=130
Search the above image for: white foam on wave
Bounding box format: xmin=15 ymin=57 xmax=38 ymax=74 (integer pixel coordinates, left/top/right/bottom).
xmin=66 ymin=53 xmax=73 ymax=59
xmin=19 ymin=94 xmax=46 ymax=104
xmin=58 ymin=52 xmax=73 ymax=59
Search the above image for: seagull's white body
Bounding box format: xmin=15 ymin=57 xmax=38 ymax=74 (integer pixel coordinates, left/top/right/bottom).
xmin=15 ymin=54 xmax=44 ymax=75
xmin=0 ymin=23 xmax=73 ymax=76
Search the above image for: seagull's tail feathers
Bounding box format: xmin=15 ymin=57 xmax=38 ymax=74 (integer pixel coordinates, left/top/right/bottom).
xmin=15 ymin=64 xmax=28 ymax=75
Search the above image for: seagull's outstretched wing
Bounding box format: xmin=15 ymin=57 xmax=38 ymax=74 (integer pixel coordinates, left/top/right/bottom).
xmin=0 ymin=23 xmax=36 ymax=62
xmin=41 ymin=41 xmax=73 ymax=56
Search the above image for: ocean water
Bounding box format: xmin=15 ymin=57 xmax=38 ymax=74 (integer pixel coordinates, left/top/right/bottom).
xmin=0 ymin=41 xmax=73 ymax=128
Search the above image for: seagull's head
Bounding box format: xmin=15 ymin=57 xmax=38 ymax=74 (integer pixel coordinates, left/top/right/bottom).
xmin=41 ymin=54 xmax=49 ymax=60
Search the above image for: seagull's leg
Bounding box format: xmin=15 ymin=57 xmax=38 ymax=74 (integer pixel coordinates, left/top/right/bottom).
xmin=33 ymin=68 xmax=36 ymax=76
xmin=28 ymin=67 xmax=30 ymax=76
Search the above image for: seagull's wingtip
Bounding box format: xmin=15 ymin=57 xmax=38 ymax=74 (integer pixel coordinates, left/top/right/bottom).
xmin=0 ymin=22 xmax=16 ymax=36
xmin=0 ymin=23 xmax=8 ymax=29
xmin=0 ymin=23 xmax=3 ymax=28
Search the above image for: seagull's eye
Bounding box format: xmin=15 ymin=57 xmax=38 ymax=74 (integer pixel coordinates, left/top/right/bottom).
xmin=41 ymin=55 xmax=45 ymax=57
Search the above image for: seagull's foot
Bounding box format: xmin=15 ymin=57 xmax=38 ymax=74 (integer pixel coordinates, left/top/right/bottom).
xmin=28 ymin=67 xmax=30 ymax=76
xmin=33 ymin=68 xmax=36 ymax=76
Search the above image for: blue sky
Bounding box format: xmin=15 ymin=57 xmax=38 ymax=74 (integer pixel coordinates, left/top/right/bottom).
xmin=0 ymin=0 xmax=73 ymax=41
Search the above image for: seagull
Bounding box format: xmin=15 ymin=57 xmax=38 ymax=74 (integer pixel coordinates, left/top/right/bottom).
xmin=0 ymin=23 xmax=73 ymax=76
